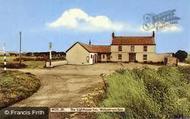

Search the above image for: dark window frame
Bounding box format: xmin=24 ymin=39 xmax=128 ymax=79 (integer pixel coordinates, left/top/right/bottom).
xmin=143 ymin=54 xmax=147 ymax=60
xmin=143 ymin=46 xmax=148 ymax=52
xmin=118 ymin=54 xmax=122 ymax=60
xmin=102 ymin=54 xmax=105 ymax=59
xmin=118 ymin=45 xmax=122 ymax=51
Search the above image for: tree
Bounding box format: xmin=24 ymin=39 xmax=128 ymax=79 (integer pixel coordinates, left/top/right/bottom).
xmin=175 ymin=50 xmax=188 ymax=62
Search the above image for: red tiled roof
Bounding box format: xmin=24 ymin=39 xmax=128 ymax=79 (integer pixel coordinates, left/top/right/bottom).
xmin=79 ymin=42 xmax=110 ymax=53
xmin=112 ymin=36 xmax=155 ymax=45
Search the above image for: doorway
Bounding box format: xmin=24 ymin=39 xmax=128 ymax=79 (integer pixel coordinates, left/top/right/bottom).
xmin=129 ymin=53 xmax=136 ymax=62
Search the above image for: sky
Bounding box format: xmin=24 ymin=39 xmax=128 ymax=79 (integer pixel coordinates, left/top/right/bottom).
xmin=0 ymin=0 xmax=189 ymax=53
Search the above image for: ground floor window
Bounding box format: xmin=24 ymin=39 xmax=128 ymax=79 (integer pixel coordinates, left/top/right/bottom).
xmin=102 ymin=54 xmax=105 ymax=59
xmin=118 ymin=54 xmax=122 ymax=60
xmin=143 ymin=54 xmax=147 ymax=60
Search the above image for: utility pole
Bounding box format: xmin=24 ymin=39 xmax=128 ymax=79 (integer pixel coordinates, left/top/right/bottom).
xmin=3 ymin=43 xmax=6 ymax=71
xmin=19 ymin=32 xmax=22 ymax=66
xmin=49 ymin=42 xmax=52 ymax=67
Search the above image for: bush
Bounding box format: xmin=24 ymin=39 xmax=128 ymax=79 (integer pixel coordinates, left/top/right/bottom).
xmin=175 ymin=50 xmax=188 ymax=62
xmin=115 ymin=68 xmax=126 ymax=74
xmin=13 ymin=57 xmax=46 ymax=61
xmin=0 ymin=63 xmax=27 ymax=68
xmin=0 ymin=71 xmax=40 ymax=108
xmin=98 ymin=67 xmax=190 ymax=119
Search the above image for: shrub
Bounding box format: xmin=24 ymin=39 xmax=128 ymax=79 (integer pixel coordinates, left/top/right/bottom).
xmin=0 ymin=63 xmax=27 ymax=68
xmin=98 ymin=67 xmax=190 ymax=119
xmin=0 ymin=71 xmax=40 ymax=108
xmin=175 ymin=50 xmax=188 ymax=62
xmin=115 ymin=68 xmax=126 ymax=74
xmin=13 ymin=57 xmax=46 ymax=61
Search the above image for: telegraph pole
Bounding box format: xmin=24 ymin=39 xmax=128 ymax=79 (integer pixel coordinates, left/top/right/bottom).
xmin=49 ymin=42 xmax=52 ymax=67
xmin=3 ymin=43 xmax=6 ymax=71
xmin=19 ymin=32 xmax=22 ymax=66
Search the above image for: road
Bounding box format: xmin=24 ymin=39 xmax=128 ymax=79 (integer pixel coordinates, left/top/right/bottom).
xmin=12 ymin=63 xmax=160 ymax=119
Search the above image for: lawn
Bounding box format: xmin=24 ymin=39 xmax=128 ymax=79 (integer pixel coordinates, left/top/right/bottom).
xmin=23 ymin=61 xmax=45 ymax=69
xmin=0 ymin=56 xmax=45 ymax=69
xmin=97 ymin=66 xmax=190 ymax=119
xmin=0 ymin=70 xmax=40 ymax=108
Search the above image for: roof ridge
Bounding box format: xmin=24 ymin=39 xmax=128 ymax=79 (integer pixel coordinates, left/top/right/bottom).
xmin=78 ymin=42 xmax=110 ymax=47
xmin=114 ymin=36 xmax=153 ymax=38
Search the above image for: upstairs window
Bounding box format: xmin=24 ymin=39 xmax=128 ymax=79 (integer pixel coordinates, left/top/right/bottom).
xmin=143 ymin=54 xmax=147 ymax=60
xmin=118 ymin=45 xmax=122 ymax=51
xmin=131 ymin=45 xmax=135 ymax=52
xmin=118 ymin=54 xmax=122 ymax=60
xmin=144 ymin=46 xmax=148 ymax=52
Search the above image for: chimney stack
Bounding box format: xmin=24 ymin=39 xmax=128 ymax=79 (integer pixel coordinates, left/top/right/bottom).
xmin=112 ymin=32 xmax=115 ymax=38
xmin=152 ymin=31 xmax=155 ymax=37
xmin=89 ymin=40 xmax=91 ymax=45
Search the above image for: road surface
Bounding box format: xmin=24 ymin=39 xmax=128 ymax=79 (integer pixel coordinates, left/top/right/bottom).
xmin=12 ymin=63 xmax=160 ymax=119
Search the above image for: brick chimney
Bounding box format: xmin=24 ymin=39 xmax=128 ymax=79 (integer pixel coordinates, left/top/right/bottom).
xmin=152 ymin=31 xmax=155 ymax=37
xmin=112 ymin=32 xmax=115 ymax=38
xmin=89 ymin=40 xmax=91 ymax=45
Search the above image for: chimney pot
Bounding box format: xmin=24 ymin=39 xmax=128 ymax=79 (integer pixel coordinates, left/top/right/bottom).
xmin=89 ymin=40 xmax=91 ymax=45
xmin=112 ymin=32 xmax=115 ymax=38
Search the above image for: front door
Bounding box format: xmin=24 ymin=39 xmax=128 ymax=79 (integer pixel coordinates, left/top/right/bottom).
xmin=129 ymin=53 xmax=136 ymax=62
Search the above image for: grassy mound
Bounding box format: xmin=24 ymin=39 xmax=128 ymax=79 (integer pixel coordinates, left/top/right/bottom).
xmin=0 ymin=71 xmax=40 ymax=108
xmin=98 ymin=66 xmax=190 ymax=119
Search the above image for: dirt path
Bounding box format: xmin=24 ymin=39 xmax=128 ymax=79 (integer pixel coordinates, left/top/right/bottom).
xmin=13 ymin=66 xmax=104 ymax=108
xmin=11 ymin=63 xmax=161 ymax=119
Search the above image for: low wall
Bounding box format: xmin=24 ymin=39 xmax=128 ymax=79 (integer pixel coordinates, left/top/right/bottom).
xmin=149 ymin=53 xmax=172 ymax=63
xmin=46 ymin=60 xmax=67 ymax=67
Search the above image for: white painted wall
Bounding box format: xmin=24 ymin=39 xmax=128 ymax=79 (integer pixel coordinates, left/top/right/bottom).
xmin=89 ymin=53 xmax=97 ymax=64
xmin=66 ymin=43 xmax=90 ymax=64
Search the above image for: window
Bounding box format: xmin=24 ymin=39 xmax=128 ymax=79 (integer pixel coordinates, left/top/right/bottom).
xmin=143 ymin=54 xmax=147 ymax=60
xmin=144 ymin=46 xmax=148 ymax=52
xmin=102 ymin=54 xmax=105 ymax=59
xmin=118 ymin=45 xmax=122 ymax=51
xmin=131 ymin=45 xmax=135 ymax=52
xmin=118 ymin=54 xmax=122 ymax=60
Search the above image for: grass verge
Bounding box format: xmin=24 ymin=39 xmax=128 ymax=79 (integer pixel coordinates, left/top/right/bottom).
xmin=24 ymin=61 xmax=45 ymax=69
xmin=0 ymin=56 xmax=45 ymax=69
xmin=97 ymin=66 xmax=190 ymax=119
xmin=0 ymin=70 xmax=40 ymax=109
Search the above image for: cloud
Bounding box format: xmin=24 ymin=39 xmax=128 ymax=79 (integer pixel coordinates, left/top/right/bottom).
xmin=48 ymin=8 xmax=182 ymax=33
xmin=48 ymin=8 xmax=126 ymax=32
